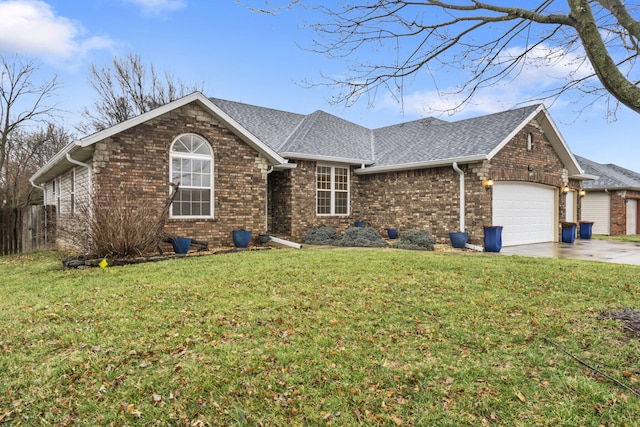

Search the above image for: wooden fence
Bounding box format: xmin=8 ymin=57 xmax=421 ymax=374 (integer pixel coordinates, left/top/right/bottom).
xmin=0 ymin=205 xmax=56 ymax=255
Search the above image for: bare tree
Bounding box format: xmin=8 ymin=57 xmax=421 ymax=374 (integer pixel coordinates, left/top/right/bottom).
xmin=2 ymin=124 xmax=72 ymax=207
xmin=252 ymin=1 xmax=640 ymax=116
xmin=80 ymin=53 xmax=205 ymax=133
xmin=0 ymin=55 xmax=59 ymax=207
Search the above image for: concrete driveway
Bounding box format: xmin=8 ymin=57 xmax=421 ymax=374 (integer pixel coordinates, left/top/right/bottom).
xmin=499 ymin=239 xmax=640 ymax=266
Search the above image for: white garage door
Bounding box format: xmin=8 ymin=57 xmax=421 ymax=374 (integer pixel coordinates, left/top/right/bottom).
xmin=493 ymin=182 xmax=556 ymax=246
xmin=581 ymin=192 xmax=610 ymax=235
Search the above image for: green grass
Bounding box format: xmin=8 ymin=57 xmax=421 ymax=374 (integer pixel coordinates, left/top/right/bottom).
xmin=593 ymin=234 xmax=640 ymax=243
xmin=1 ymin=249 xmax=639 ymax=426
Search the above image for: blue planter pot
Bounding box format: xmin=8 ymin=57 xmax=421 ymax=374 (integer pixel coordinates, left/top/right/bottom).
xmin=232 ymin=230 xmax=252 ymax=248
xmin=386 ymin=228 xmax=399 ymax=239
xmin=449 ymin=232 xmax=468 ymax=249
xmin=483 ymin=226 xmax=503 ymax=253
xmin=561 ymin=223 xmax=577 ymax=243
xmin=579 ymin=221 xmax=594 ymax=239
xmin=171 ymin=237 xmax=191 ymax=254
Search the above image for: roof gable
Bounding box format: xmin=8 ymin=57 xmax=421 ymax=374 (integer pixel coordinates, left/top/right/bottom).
xmin=370 ymin=105 xmax=542 ymax=169
xmin=31 ymin=92 xmax=289 ymax=185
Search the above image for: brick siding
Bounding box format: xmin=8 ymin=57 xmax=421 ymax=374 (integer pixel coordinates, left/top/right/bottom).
xmin=268 ymin=119 xmax=573 ymax=246
xmin=91 ymin=102 xmax=269 ymax=247
xmin=610 ymin=190 xmax=640 ymax=235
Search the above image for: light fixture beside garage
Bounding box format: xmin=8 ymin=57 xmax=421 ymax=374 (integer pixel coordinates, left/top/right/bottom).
xmin=482 ymin=179 xmax=494 ymax=189
xmin=579 ymin=189 xmax=586 ymax=197
xmin=562 ymin=186 xmax=570 ymax=193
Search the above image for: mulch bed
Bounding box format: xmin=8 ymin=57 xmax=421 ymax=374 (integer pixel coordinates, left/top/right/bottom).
xmin=62 ymin=246 xmax=271 ymax=269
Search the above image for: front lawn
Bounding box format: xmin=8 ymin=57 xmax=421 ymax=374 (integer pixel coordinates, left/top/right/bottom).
xmin=1 ymin=249 xmax=639 ymax=426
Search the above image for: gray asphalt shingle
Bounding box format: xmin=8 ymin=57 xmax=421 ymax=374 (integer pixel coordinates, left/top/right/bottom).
xmin=576 ymin=155 xmax=640 ymax=190
xmin=209 ymin=97 xmax=542 ymax=167
xmin=372 ymin=105 xmax=540 ymax=167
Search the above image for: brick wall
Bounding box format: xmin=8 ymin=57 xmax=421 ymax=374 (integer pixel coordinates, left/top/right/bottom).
xmin=267 ymin=119 xmax=573 ymax=246
xmin=92 ymin=102 xmax=269 ymax=247
xmin=610 ymin=190 xmax=640 ymax=235
xmin=268 ymin=169 xmax=293 ymax=236
xmin=355 ymin=166 xmax=482 ymax=244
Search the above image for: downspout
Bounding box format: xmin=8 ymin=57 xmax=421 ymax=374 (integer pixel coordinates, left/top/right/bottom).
xmin=265 ymin=166 xmax=274 ymax=232
xmin=29 ymin=178 xmax=46 ymax=202
xmin=66 ymin=153 xmax=92 ymax=194
xmin=66 ymin=153 xmax=93 ymax=219
xmin=452 ymin=162 xmax=465 ymax=232
xmin=29 ymin=178 xmax=48 ymax=245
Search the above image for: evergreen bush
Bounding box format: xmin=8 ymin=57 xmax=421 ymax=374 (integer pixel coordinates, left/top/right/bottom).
xmin=301 ymin=226 xmax=341 ymax=245
xmin=335 ymin=227 xmax=388 ymax=248
xmin=392 ymin=230 xmax=436 ymax=251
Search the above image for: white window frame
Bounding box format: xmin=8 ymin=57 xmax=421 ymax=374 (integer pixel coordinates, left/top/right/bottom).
xmin=169 ymin=134 xmax=214 ymax=219
xmin=316 ymin=164 xmax=350 ymax=216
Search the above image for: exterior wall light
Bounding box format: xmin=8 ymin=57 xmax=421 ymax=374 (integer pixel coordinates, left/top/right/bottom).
xmin=562 ymin=186 xmax=570 ymax=193
xmin=482 ymin=179 xmax=494 ymax=189
xmin=579 ymin=189 xmax=586 ymax=197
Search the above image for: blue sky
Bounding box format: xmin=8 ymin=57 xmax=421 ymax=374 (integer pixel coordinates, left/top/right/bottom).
xmin=0 ymin=0 xmax=637 ymax=172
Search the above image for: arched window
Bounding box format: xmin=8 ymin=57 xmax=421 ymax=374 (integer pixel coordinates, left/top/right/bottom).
xmin=169 ymin=134 xmax=214 ymax=218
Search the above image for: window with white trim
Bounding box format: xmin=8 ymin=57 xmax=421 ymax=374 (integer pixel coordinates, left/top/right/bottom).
xmin=169 ymin=134 xmax=214 ymax=218
xmin=316 ymin=165 xmax=349 ymax=215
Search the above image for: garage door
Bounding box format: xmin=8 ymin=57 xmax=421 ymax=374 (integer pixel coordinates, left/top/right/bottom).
xmin=492 ymin=182 xmax=556 ymax=246
xmin=581 ymin=192 xmax=610 ymax=235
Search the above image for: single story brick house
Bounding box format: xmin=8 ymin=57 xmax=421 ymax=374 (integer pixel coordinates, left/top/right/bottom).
xmin=576 ymin=155 xmax=640 ymax=235
xmin=30 ymin=92 xmax=592 ymax=249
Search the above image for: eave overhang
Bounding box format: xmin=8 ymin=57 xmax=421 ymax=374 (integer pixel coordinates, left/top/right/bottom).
xmin=354 ymin=155 xmax=488 ymax=175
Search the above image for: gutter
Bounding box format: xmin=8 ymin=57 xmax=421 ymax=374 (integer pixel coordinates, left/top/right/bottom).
xmin=452 ymin=162 xmax=465 ymax=232
xmin=30 ymin=141 xmax=76 ymax=185
xmin=354 ymin=155 xmax=488 ymax=175
xmin=280 ymin=152 xmax=374 ymax=166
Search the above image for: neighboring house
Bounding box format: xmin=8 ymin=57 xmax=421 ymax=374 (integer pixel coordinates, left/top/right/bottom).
xmin=30 ymin=92 xmax=592 ymax=249
xmin=576 ymin=155 xmax=640 ymax=235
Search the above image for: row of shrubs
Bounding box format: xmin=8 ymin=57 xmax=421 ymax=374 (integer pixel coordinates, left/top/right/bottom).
xmin=301 ymin=226 xmax=436 ymax=251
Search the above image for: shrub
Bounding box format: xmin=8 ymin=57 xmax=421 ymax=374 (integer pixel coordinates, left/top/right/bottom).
xmin=58 ymin=184 xmax=176 ymax=258
xmin=392 ymin=230 xmax=436 ymax=251
xmin=335 ymin=227 xmax=388 ymax=248
xmin=301 ymin=226 xmax=342 ymax=245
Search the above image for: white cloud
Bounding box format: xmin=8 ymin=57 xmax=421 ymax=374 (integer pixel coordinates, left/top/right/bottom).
xmin=127 ymin=0 xmax=186 ymax=15
xmin=0 ymin=0 xmax=112 ymax=60
xmin=383 ymin=43 xmax=595 ymax=120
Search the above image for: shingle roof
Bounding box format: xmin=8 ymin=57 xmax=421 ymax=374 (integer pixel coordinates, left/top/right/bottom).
xmin=279 ymin=110 xmax=374 ymax=162
xmin=576 ymin=155 xmax=640 ymax=190
xmin=209 ymin=97 xmax=544 ymax=168
xmin=371 ymin=105 xmax=540 ymax=167
xmin=209 ymin=98 xmax=304 ymax=152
